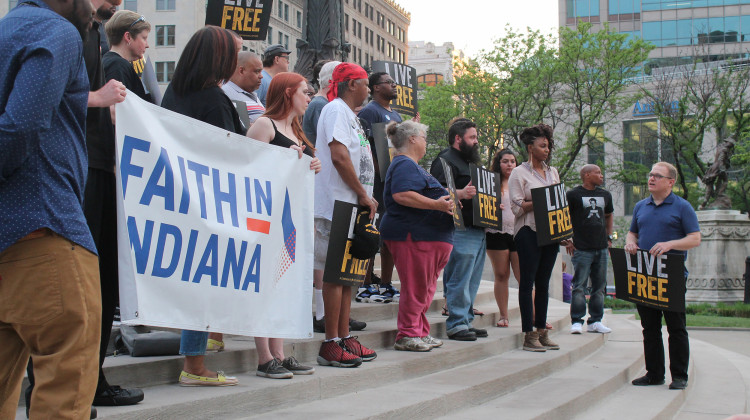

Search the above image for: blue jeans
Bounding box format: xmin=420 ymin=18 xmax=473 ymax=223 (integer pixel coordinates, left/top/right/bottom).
xmin=515 ymin=226 xmax=559 ymax=332
xmin=443 ymin=227 xmax=486 ymax=336
xmin=570 ymin=248 xmax=608 ymax=325
xmin=180 ymin=330 xmax=208 ymax=356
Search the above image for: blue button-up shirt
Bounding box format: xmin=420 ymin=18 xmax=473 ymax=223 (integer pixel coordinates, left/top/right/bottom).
xmin=0 ymin=0 xmax=96 ymax=254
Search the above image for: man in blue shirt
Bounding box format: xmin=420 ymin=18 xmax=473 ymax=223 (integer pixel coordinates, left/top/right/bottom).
xmin=256 ymin=44 xmax=291 ymax=106
xmin=0 ymin=0 xmax=104 ymax=417
xmin=625 ymin=162 xmax=701 ymax=391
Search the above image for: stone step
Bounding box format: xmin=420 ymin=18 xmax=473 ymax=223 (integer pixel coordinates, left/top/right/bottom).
xmin=438 ymin=314 xmax=644 ymax=420
xmin=676 ymin=338 xmax=750 ymax=419
xmin=89 ymin=299 xmax=576 ymax=419
xmin=574 ymin=319 xmax=693 ymax=420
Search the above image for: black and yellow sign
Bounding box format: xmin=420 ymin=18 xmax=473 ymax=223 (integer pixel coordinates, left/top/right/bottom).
xmin=371 ymin=122 xmax=392 ymax=179
xmin=531 ymin=183 xmax=572 ymax=246
xmin=371 ymin=61 xmax=418 ymax=117
xmin=610 ymin=248 xmax=686 ymax=312
xmin=323 ymin=200 xmax=377 ymax=287
xmin=205 ymin=0 xmax=273 ymax=41
xmin=469 ymin=164 xmax=501 ymax=230
xmin=440 ymin=157 xmax=465 ymax=230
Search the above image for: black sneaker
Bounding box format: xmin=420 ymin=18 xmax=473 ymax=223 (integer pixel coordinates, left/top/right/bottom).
xmin=92 ymin=385 xmax=144 ymax=406
xmin=256 ymin=358 xmax=293 ymax=379
xmin=469 ymin=327 xmax=488 ymax=337
xmin=448 ymin=329 xmax=477 ymax=341
xmin=313 ymin=316 xmax=325 ymax=333
xmin=669 ymin=378 xmax=688 ymax=390
xmin=349 ymin=318 xmax=366 ymax=331
xmin=281 ymin=356 xmax=315 ymax=375
xmin=631 ymin=375 xmax=665 ymax=386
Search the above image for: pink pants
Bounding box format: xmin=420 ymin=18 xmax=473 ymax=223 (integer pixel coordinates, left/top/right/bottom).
xmin=386 ymin=235 xmax=453 ymax=341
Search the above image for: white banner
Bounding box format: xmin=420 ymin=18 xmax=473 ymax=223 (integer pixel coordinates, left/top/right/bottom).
xmin=115 ymin=93 xmax=314 ymax=339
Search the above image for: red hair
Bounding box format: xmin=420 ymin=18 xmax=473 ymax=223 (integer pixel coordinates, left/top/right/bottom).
xmin=264 ymin=72 xmax=314 ymax=151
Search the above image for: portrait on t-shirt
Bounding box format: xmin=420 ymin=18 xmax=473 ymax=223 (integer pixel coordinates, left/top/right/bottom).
xmin=582 ymin=196 xmax=605 ymax=222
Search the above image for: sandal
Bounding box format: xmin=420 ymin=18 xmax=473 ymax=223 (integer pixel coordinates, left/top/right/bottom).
xmin=546 ymin=322 xmax=554 ymax=330
xmin=473 ymin=308 xmax=484 ymax=316
xmin=496 ymin=318 xmax=509 ymax=328
xmin=442 ymin=306 xmax=449 ymax=317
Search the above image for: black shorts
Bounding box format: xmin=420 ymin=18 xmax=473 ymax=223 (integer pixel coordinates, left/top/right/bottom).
xmin=486 ymin=231 xmax=517 ymax=252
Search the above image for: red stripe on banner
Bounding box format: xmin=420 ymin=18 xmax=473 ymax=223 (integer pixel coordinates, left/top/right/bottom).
xmin=246 ymin=218 xmax=271 ymax=234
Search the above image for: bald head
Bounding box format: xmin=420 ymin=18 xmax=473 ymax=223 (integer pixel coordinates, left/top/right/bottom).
xmin=231 ymin=51 xmax=263 ymax=93
xmin=237 ymin=51 xmax=258 ymax=67
xmin=580 ymin=164 xmax=604 ymax=189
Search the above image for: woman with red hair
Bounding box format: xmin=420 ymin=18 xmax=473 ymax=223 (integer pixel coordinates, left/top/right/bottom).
xmin=246 ymin=72 xmax=320 ymax=379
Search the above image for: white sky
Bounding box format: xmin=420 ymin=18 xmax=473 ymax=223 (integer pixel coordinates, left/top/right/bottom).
xmin=404 ymin=0 xmax=560 ymax=59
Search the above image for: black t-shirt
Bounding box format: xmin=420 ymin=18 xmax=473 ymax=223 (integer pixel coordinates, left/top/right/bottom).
xmin=566 ymin=185 xmax=614 ymax=250
xmin=161 ymin=85 xmax=245 ymax=135
xmin=430 ymin=147 xmax=476 ymax=227
xmin=102 ymin=51 xmax=152 ymax=103
xmin=84 ymin=21 xmax=116 ymax=172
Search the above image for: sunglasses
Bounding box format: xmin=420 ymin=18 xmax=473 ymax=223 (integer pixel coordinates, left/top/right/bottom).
xmin=376 ymin=80 xmax=397 ymax=86
xmin=128 ymin=15 xmax=146 ymax=30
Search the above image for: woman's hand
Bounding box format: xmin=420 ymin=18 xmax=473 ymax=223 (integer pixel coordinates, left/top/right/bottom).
xmin=310 ymin=156 xmax=321 ymax=173
xmin=290 ymin=144 xmax=305 ymax=158
xmin=435 ymin=195 xmax=454 ymax=215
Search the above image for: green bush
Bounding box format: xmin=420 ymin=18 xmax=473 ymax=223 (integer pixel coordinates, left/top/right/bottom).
xmin=685 ymin=302 xmax=750 ymax=318
xmin=603 ymin=296 xmax=637 ymax=310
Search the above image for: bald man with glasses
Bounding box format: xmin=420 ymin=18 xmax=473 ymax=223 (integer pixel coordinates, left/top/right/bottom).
xmin=625 ymin=161 xmax=701 ymax=391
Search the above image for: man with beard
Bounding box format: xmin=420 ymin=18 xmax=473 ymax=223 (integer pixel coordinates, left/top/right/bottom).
xmin=0 ymin=0 xmax=111 ymax=417
xmin=430 ymin=119 xmax=485 ymax=341
xmin=355 ymin=72 xmax=401 ymax=304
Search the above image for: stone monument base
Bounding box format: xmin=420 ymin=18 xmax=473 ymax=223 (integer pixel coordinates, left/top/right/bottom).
xmin=686 ymin=210 xmax=749 ymax=303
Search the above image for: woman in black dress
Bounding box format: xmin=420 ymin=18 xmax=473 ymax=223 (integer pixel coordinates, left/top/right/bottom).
xmin=103 ymin=10 xmax=152 ymax=103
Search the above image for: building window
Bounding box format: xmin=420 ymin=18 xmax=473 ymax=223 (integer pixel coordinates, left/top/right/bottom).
xmin=278 ymin=1 xmax=283 ymax=18
xmin=155 ymin=25 xmax=175 ymax=46
xmin=358 ymin=21 xmax=362 ymax=39
xmin=155 ymin=0 xmax=174 ymax=11
xmin=123 ymin=0 xmax=137 ymax=11
xmin=345 ymin=14 xmax=349 ymax=31
xmin=155 ymin=61 xmax=175 ymax=83
xmin=284 ymin=34 xmax=289 ymax=50
xmin=566 ymin=0 xmax=600 ymax=18
xmin=284 ymin=3 xmax=289 ymax=21
xmin=352 ymin=18 xmax=356 ymax=35
xmin=297 ymin=10 xmax=302 ymax=28
xmin=608 ymin=0 xmax=639 ymax=15
xmin=268 ymin=26 xmax=273 ymax=44
xmin=278 ymin=31 xmax=283 ymax=47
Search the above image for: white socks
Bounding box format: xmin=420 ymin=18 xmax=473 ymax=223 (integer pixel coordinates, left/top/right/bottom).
xmin=314 ymin=288 xmax=324 ymax=320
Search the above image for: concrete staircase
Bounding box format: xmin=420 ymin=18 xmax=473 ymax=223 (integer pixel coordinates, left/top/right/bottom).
xmin=15 ymin=279 xmax=750 ymax=419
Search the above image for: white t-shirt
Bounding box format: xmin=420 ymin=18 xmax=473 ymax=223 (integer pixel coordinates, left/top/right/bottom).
xmin=314 ymin=98 xmax=375 ymax=220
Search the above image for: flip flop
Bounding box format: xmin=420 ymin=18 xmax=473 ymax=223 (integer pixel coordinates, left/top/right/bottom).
xmin=442 ymin=306 xmax=449 ymax=316
xmin=546 ymin=322 xmax=554 ymax=330
xmin=473 ymin=308 xmax=484 ymax=316
xmin=496 ymin=318 xmax=509 ymax=328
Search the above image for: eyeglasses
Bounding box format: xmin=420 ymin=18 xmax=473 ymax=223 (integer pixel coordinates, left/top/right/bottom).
xmin=648 ymin=172 xmax=673 ymax=180
xmin=128 ymin=15 xmax=146 ymax=30
xmin=278 ymin=55 xmax=290 ymax=61
xmin=376 ymin=80 xmax=397 ymax=86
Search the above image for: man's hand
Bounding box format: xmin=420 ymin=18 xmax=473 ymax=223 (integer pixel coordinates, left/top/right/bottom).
xmin=561 ymin=239 xmax=575 ymax=255
xmin=88 ymin=79 xmax=126 ymax=108
xmin=358 ymin=194 xmax=377 ymax=220
xmin=649 ymin=241 xmax=674 ymax=256
xmin=624 ymin=242 xmax=638 ymax=254
xmin=457 ymin=181 xmax=476 ymax=200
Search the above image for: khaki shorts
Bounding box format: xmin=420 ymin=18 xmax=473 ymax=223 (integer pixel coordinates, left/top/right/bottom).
xmin=314 ymin=217 xmax=332 ymax=271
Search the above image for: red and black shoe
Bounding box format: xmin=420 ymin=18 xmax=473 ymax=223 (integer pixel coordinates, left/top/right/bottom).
xmin=317 ymin=340 xmax=362 ymax=367
xmin=341 ymin=336 xmax=377 ymax=362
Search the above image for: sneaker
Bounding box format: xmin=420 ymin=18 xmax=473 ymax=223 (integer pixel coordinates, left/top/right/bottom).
xmin=355 ymin=284 xmax=391 ymax=303
xmin=317 ymin=340 xmax=362 ymax=367
xmin=206 ymin=338 xmax=225 ymax=352
xmin=281 ymin=356 xmax=315 ymax=375
xmin=469 ymin=327 xmax=488 ymax=338
xmin=179 ymin=370 xmax=239 ymax=386
xmin=380 ymin=284 xmax=400 ymax=302
xmin=313 ymin=316 xmax=325 ymax=333
xmin=632 ymin=375 xmax=665 ymax=386
xmin=92 ymin=385 xmax=144 ymax=406
xmin=349 ymin=318 xmax=367 ymax=331
xmin=394 ymin=337 xmax=431 ymax=352
xmin=587 ymin=321 xmax=612 ymax=334
xmin=341 ymin=336 xmax=377 ymax=361
xmin=422 ymin=335 xmax=443 ymax=348
xmin=256 ymin=358 xmax=293 ymax=379
xmin=570 ymin=323 xmax=583 ymax=334
xmin=448 ymin=329 xmax=477 ymax=341
xmin=538 ymin=329 xmax=560 ymax=350
xmin=669 ymin=378 xmax=688 ymax=390
xmin=523 ymin=331 xmax=547 ymax=352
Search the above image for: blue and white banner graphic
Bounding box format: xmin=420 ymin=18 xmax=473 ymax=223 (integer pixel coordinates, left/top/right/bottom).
xmin=115 ymin=93 xmax=314 ymax=338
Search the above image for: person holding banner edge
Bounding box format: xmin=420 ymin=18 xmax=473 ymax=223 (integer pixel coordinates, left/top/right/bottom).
xmin=313 ymin=63 xmax=378 ymax=367
xmin=161 ymin=26 xmax=244 ymax=386
xmin=625 ymin=162 xmax=701 ymax=390
xmin=381 ymin=120 xmax=454 ymax=352
xmin=246 ymin=72 xmax=320 ymax=378
xmin=508 ymin=123 xmax=561 ymax=352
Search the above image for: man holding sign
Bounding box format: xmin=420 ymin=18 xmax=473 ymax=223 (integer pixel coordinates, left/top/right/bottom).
xmin=625 ymin=162 xmax=701 ymax=390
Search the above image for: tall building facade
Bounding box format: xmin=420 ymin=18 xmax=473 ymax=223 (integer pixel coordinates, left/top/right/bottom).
xmin=408 ymin=41 xmax=464 ymax=86
xmin=343 ymin=0 xmax=410 ymax=70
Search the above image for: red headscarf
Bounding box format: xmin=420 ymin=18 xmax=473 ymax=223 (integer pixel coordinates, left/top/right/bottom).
xmin=326 ymin=63 xmax=368 ymax=102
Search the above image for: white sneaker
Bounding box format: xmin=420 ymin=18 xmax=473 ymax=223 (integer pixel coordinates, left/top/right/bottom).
xmin=587 ymin=322 xmax=612 ymax=334
xmin=570 ymin=323 xmax=583 ymax=334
